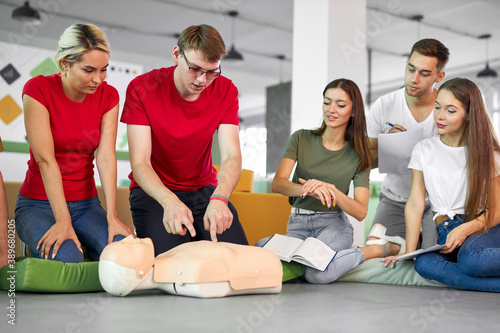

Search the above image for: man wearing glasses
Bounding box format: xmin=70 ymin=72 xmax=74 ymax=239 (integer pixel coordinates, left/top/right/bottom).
xmin=121 ymin=25 xmax=248 ymax=255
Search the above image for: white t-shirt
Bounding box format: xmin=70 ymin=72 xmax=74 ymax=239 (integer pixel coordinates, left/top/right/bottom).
xmin=367 ymin=88 xmax=436 ymax=202
xmin=409 ymin=136 xmax=467 ymax=220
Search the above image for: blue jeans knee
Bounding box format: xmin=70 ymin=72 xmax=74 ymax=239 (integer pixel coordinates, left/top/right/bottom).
xmin=15 ymin=194 xmax=116 ymax=263
xmin=286 ymin=211 xmax=353 ymax=251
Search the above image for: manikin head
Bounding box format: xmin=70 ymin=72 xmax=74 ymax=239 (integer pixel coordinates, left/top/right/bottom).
xmin=99 ymin=235 xmax=155 ymax=296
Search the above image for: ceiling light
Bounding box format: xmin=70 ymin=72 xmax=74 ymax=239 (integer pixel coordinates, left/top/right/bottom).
xmin=477 ymin=64 xmax=497 ymax=78
xmin=477 ymin=34 xmax=497 ymax=78
xmin=276 ymin=54 xmax=286 ymax=83
xmin=225 ymin=10 xmax=244 ymax=63
xmin=409 ymin=14 xmax=424 ymax=40
xmin=226 ymin=45 xmax=243 ymax=61
xmin=12 ymin=0 xmax=41 ymax=22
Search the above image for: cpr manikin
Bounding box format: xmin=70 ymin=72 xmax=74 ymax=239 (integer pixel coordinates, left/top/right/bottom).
xmin=99 ymin=236 xmax=282 ymax=298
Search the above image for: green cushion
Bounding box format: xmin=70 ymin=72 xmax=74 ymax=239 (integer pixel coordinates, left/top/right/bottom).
xmin=0 ymin=256 xmax=445 ymax=293
xmin=0 ymin=257 xmax=103 ymax=293
xmin=337 ymin=258 xmax=446 ymax=287
xmin=282 ymin=258 xmax=446 ymax=287
xmin=282 ymin=261 xmax=306 ymax=282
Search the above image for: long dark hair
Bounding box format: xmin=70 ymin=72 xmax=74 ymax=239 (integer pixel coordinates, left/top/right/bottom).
xmin=312 ymin=78 xmax=371 ymax=171
xmin=438 ymin=78 xmax=500 ymax=228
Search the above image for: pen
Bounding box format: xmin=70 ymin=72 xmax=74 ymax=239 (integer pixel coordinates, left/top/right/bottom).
xmin=386 ymin=122 xmax=394 ymax=127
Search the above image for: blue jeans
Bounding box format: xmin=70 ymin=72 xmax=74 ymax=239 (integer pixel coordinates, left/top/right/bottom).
xmin=15 ymin=194 xmax=124 ymax=263
xmin=285 ymin=211 xmax=354 ymax=251
xmin=256 ymin=210 xmax=354 ymax=251
xmin=256 ymin=210 xmax=356 ymax=283
xmin=415 ymin=215 xmax=500 ymax=292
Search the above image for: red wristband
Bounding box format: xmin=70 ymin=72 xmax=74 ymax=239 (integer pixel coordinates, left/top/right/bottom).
xmin=210 ymin=194 xmax=228 ymax=204
xmin=210 ymin=196 xmax=228 ymax=205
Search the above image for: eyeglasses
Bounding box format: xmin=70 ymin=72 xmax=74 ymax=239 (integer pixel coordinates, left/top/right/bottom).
xmin=181 ymin=50 xmax=221 ymax=80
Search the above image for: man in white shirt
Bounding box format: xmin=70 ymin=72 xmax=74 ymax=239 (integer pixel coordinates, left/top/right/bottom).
xmin=365 ymin=39 xmax=449 ymax=257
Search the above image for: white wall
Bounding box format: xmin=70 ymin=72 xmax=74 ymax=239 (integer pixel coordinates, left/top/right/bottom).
xmin=0 ymin=29 xmax=280 ymax=182
xmin=0 ymin=152 xmax=28 ymax=182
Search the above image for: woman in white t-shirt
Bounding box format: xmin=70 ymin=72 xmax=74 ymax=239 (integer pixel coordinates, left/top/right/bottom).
xmin=384 ymin=78 xmax=500 ymax=292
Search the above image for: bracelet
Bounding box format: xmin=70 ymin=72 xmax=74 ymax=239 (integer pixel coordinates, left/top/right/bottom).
xmin=210 ymin=194 xmax=228 ymax=204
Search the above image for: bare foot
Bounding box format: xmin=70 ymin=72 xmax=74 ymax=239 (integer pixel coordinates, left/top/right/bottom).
xmin=361 ymin=237 xmax=401 ymax=259
xmin=385 ymin=241 xmax=400 ymax=256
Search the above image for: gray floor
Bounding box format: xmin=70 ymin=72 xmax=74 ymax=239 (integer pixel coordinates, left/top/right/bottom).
xmin=1 ymin=281 xmax=499 ymax=333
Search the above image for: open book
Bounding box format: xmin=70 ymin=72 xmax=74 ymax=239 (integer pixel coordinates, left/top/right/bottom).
xmin=391 ymin=244 xmax=444 ymax=261
xmin=263 ymin=234 xmax=336 ymax=271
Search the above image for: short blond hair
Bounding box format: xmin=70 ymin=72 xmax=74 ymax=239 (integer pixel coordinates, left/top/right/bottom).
xmin=55 ymin=23 xmax=110 ymax=75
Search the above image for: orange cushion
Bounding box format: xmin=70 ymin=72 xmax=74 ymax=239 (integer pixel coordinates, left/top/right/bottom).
xmin=213 ymin=166 xmax=254 ymax=192
xmin=229 ymin=192 xmax=290 ymax=245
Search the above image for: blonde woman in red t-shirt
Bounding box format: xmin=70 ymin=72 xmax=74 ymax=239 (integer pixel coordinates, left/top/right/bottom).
xmin=15 ymin=24 xmax=133 ymax=263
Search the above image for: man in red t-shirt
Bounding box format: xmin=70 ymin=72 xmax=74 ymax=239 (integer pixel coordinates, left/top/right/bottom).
xmin=121 ymin=25 xmax=248 ymax=255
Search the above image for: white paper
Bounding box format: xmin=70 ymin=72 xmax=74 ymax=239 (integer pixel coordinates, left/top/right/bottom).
xmin=392 ymin=244 xmax=444 ymax=261
xmin=378 ymin=128 xmax=423 ymax=174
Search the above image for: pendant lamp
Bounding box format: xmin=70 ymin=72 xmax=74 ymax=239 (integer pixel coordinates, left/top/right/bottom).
xmin=477 ymin=34 xmax=497 ymax=78
xmin=225 ymin=11 xmax=244 ymax=62
xmin=12 ymin=0 xmax=41 ymax=22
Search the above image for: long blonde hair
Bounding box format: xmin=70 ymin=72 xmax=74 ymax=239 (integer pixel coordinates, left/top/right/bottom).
xmin=438 ymin=78 xmax=500 ymax=228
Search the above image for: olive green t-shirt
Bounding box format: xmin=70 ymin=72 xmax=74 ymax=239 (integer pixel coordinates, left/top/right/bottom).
xmin=283 ymin=129 xmax=370 ymax=212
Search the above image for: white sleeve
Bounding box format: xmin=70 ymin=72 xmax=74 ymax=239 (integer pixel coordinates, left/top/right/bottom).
xmin=366 ymin=97 xmax=385 ymax=139
xmin=408 ymin=141 xmax=424 ymax=171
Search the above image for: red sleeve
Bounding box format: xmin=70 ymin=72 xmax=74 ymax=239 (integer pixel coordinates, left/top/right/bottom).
xmin=220 ymin=81 xmax=239 ymax=126
xmin=120 ymin=77 xmax=150 ymax=126
xmin=102 ymin=82 xmax=119 ymax=114
xmin=22 ymin=75 xmax=47 ymax=107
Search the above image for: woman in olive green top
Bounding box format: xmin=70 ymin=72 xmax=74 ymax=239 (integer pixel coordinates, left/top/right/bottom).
xmin=257 ymin=79 xmax=371 ymax=282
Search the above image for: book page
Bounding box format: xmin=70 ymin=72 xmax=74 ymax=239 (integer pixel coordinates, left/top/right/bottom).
xmin=392 ymin=244 xmax=444 ymax=261
xmin=263 ymin=234 xmax=304 ymax=262
xmin=292 ymin=238 xmax=336 ymax=271
xmin=378 ymin=128 xmax=423 ymax=174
